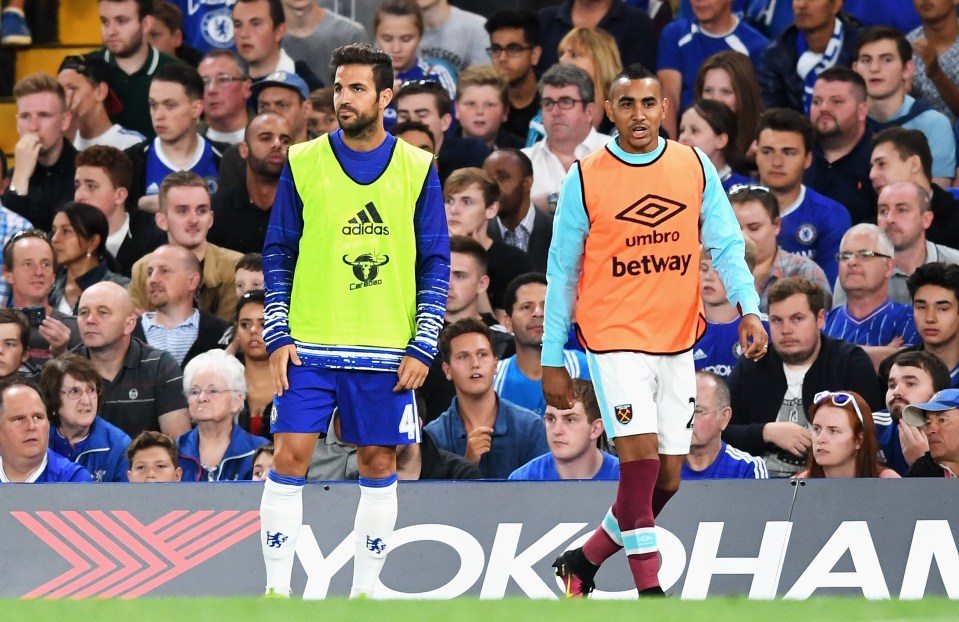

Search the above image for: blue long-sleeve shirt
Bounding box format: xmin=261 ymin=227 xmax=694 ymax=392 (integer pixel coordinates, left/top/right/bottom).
xmin=263 ymin=130 xmax=449 ymax=371
xmin=542 ymin=136 xmax=761 ymax=367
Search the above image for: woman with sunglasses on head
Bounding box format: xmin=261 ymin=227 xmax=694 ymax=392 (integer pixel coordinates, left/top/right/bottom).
xmin=40 ymin=353 xmax=131 ymax=482
xmin=178 ymin=348 xmax=269 ymax=482
xmin=49 ymin=202 xmax=129 ymax=314
xmin=796 ymin=390 xmax=900 ymax=479
xmin=233 ymin=290 xmax=273 ymax=439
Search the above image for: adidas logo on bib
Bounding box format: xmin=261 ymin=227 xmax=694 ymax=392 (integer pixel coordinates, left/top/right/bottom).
xmin=343 ymin=202 xmax=390 ymax=235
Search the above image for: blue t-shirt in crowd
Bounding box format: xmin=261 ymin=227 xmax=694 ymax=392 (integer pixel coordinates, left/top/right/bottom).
xmin=657 ymin=17 xmax=768 ymax=111
xmin=695 ymin=315 xmax=769 ymax=378
xmin=144 ymin=137 xmax=220 ymax=196
xmin=493 ymin=349 xmax=590 ymax=417
xmin=776 ymin=185 xmax=850 ymax=286
xmin=824 ymin=300 xmax=919 ymax=347
xmin=682 ymin=442 xmax=768 ymax=479
xmin=508 ymin=450 xmax=620 ymax=481
xmin=1 ymin=449 xmax=93 ymax=483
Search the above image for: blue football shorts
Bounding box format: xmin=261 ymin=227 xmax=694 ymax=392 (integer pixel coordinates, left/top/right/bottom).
xmin=271 ymin=365 xmax=421 ymax=446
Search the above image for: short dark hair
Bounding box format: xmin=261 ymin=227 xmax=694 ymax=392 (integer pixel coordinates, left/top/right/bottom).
xmin=253 ymin=442 xmax=274 ymax=464
xmin=449 ymin=235 xmax=488 ymax=275
xmin=374 ymin=0 xmax=423 ymax=36
xmin=872 ymin=127 xmax=933 ymax=181
xmin=0 ymin=376 xmax=41 ymax=416
xmin=438 ymin=317 xmax=493 ymax=364
xmin=75 ymin=145 xmax=133 ymax=191
xmin=234 ymin=288 xmax=265 ymax=325
xmin=56 ymin=202 xmax=122 ymax=274
xmin=390 ymin=119 xmax=436 ymax=148
xmin=503 ymin=272 xmax=547 ymax=316
xmin=100 ymin=0 xmax=155 ymax=21
xmin=395 ymin=79 xmax=452 ymax=117
xmin=310 ymin=86 xmax=334 ymax=113
xmin=767 ymin=277 xmax=826 ymax=316
xmin=491 ymin=147 xmax=533 ymax=178
xmin=728 ymin=185 xmax=780 ymax=220
xmin=39 ymin=354 xmax=103 ymax=428
xmin=815 ymin=66 xmax=866 ymax=102
xmin=757 ymin=108 xmax=815 ymax=153
xmin=907 ymin=262 xmax=959 ymax=304
xmin=152 ymin=0 xmax=183 ymax=33
xmin=856 ymin=25 xmax=913 ymax=64
xmin=152 ymin=61 xmax=204 ymax=100
xmin=235 ymin=252 xmax=262 ymax=273
xmin=234 ymin=0 xmax=284 ymax=27
xmin=126 ymin=430 xmax=179 ymax=468
xmin=615 ymin=63 xmax=657 ymax=83
xmin=0 ymin=308 xmax=30 ymax=354
xmin=484 ymin=9 xmax=540 ymax=47
xmin=330 ymin=43 xmax=393 ymax=94
xmin=889 ymin=350 xmax=952 ymax=393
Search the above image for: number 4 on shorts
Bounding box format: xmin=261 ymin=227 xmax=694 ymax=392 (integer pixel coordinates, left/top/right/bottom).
xmin=398 ymin=403 xmax=421 ymax=442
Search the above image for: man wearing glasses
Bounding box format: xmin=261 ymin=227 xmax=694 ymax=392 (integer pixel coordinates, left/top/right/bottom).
xmin=197 ymin=50 xmax=253 ymax=146
xmin=824 ymin=223 xmax=920 ymax=370
xmin=522 ymin=64 xmax=607 ymax=214
xmin=56 ymin=55 xmax=146 ymax=151
xmin=484 ymin=10 xmax=542 ymax=141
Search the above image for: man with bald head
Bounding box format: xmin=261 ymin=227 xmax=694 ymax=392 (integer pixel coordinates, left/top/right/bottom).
xmin=78 ymin=281 xmax=191 ymax=439
xmin=132 ymin=245 xmax=229 ymax=367
xmin=859 ymin=181 xmax=959 ymax=307
xmin=483 ymin=148 xmax=552 ymax=272
xmin=209 ymin=112 xmax=292 ymax=254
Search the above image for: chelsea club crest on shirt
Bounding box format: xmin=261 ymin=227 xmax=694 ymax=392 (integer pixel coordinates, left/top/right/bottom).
xmin=796 ymin=223 xmax=818 ymax=246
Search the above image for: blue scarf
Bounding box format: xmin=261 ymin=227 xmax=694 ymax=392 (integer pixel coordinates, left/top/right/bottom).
xmin=796 ymin=17 xmax=844 ymax=114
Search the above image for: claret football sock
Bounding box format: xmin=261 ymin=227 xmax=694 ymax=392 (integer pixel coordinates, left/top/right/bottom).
xmin=616 ymin=459 xmax=662 ymax=593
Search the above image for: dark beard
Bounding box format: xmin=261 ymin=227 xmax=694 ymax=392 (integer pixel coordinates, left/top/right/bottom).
xmin=113 ymin=32 xmax=145 ymax=59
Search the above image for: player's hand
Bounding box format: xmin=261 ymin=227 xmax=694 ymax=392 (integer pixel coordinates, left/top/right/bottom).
xmin=13 ymin=133 xmax=41 ymax=182
xmin=39 ymin=316 xmax=72 ymax=356
xmin=465 ymin=426 xmax=493 ymax=463
xmin=762 ymin=422 xmax=812 ymax=456
xmin=739 ymin=313 xmax=769 ymax=361
xmin=394 ymin=356 xmax=428 ymax=392
xmin=542 ymin=365 xmax=574 ymax=409
xmin=270 ymin=344 xmax=301 ymax=397
xmin=898 ymin=419 xmax=929 ymax=466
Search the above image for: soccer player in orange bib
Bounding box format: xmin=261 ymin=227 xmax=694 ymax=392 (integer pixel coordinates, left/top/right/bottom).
xmin=543 ymin=64 xmax=768 ymax=597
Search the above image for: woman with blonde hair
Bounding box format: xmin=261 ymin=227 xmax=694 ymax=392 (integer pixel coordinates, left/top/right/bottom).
xmin=557 ymin=27 xmax=623 ymax=134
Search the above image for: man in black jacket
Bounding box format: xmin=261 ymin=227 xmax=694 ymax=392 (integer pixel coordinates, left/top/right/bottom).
xmin=725 ymin=277 xmax=882 ymax=477
xmin=902 ymin=388 xmax=959 ymax=477
xmin=758 ymin=5 xmax=862 ymax=113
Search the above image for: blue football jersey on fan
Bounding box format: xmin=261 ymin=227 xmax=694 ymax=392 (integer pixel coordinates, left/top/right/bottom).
xmin=144 ymin=137 xmax=220 ymax=196
xmin=493 ymin=350 xmax=589 ymax=417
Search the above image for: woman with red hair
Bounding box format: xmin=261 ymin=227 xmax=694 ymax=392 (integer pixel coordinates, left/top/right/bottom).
xmin=797 ymin=390 xmax=899 ymax=479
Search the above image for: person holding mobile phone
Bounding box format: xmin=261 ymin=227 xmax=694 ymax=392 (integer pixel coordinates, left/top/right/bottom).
xmin=2 ymin=229 xmax=81 ymax=369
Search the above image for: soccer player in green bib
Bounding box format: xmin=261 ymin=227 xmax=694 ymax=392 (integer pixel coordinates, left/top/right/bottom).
xmin=258 ymin=44 xmax=450 ymax=598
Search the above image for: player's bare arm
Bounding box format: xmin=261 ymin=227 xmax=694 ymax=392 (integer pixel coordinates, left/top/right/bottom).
xmin=542 ymin=365 xmax=574 ymax=409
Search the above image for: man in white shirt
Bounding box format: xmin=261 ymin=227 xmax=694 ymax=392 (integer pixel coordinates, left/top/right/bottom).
xmin=522 ymin=64 xmax=608 ymax=213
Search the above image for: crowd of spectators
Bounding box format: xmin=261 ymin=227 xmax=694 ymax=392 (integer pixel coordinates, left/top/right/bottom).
xmin=0 ymin=0 xmax=958 ymax=484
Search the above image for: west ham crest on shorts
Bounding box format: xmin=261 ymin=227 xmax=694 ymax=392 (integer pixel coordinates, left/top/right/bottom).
xmin=615 ymin=403 xmax=633 ymax=424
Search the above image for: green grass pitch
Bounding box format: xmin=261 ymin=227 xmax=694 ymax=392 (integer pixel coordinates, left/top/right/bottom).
xmin=3 ymin=597 xmax=957 ymax=622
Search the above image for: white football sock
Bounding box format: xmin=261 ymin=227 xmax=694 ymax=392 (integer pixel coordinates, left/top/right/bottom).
xmin=260 ymin=471 xmax=305 ymax=597
xmin=350 ymin=475 xmax=398 ymax=598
